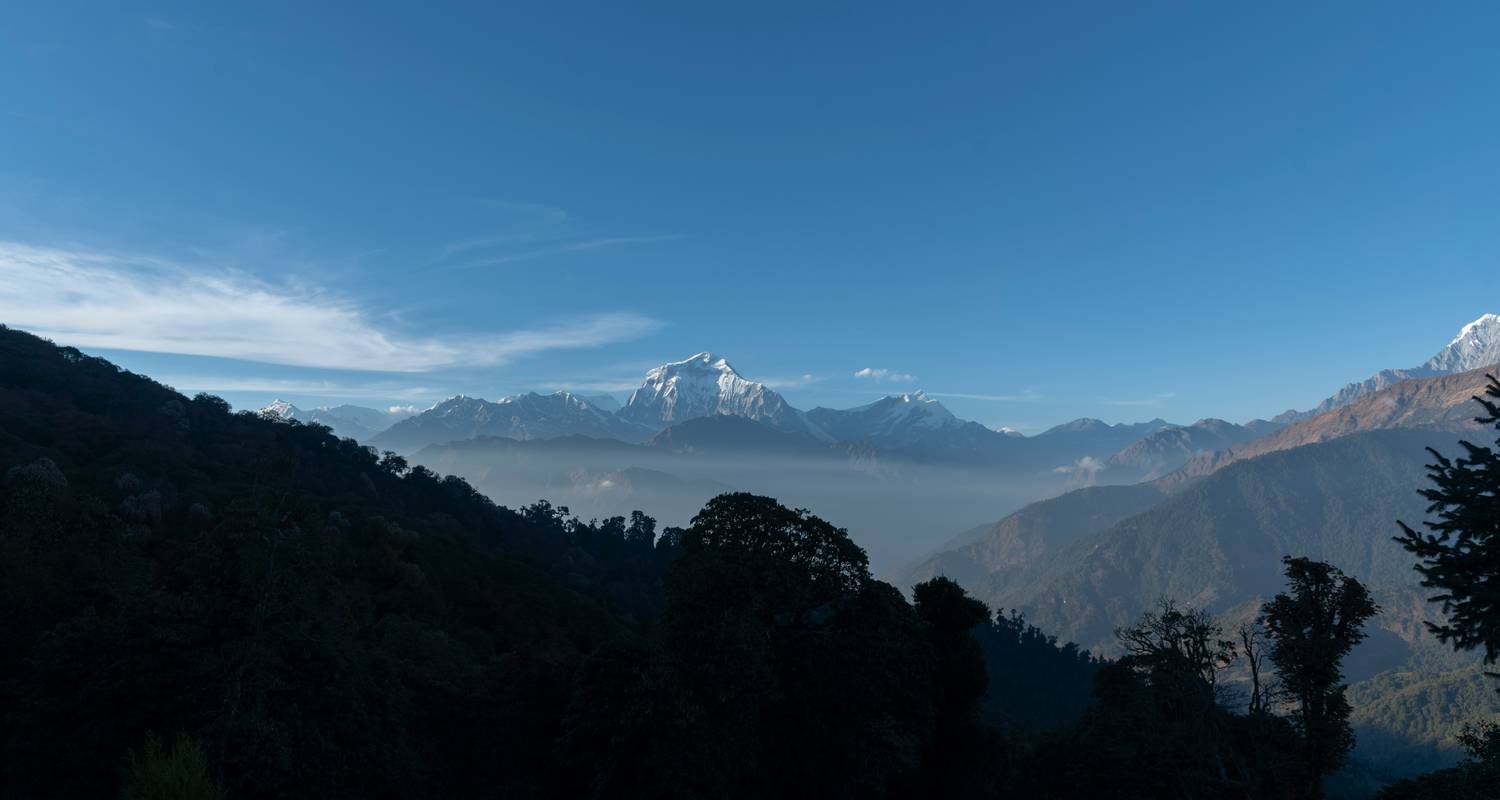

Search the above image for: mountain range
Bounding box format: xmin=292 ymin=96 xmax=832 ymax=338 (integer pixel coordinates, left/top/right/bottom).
xmin=370 ymin=391 xmax=653 ymax=451
xmin=270 ymin=353 xmax=1193 ymax=481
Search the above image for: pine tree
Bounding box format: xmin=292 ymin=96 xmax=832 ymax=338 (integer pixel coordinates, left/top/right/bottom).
xmin=1395 ymin=374 xmax=1500 ymax=675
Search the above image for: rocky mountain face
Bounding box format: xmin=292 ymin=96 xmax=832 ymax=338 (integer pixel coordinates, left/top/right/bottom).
xmin=1277 ymin=313 xmax=1500 ymax=421
xmin=1161 ymin=364 xmax=1495 ymax=488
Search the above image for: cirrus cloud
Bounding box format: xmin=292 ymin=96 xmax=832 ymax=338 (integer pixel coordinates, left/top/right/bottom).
xmin=0 ymin=241 xmax=661 ymax=372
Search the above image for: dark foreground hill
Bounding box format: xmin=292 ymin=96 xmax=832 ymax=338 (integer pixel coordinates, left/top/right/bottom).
xmin=0 ymin=326 xmax=1116 ymax=799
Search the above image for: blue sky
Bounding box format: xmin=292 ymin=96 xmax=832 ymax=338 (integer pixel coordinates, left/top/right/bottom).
xmin=3 ymin=1 xmax=1499 ymax=432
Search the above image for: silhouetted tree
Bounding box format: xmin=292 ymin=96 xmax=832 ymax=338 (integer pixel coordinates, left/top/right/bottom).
xmin=1262 ymin=557 xmax=1379 ymax=798
xmin=909 ymin=577 xmax=1000 ymax=797
xmin=1395 ymin=374 xmax=1500 ymax=677
xmin=1115 ymin=598 xmax=1237 ymax=702
xmin=1238 ymin=620 xmax=1280 ymax=716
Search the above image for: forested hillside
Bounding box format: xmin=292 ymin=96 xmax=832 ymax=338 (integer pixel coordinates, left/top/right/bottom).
xmin=5 ymin=325 xmax=1498 ymax=799
xmin=0 ymin=327 xmax=1110 ymax=797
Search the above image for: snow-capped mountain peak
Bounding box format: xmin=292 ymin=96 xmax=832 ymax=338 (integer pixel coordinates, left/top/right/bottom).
xmin=620 ymin=352 xmax=829 ymax=439
xmin=1306 ymin=313 xmax=1500 ymax=417
xmin=259 ymin=399 xmax=299 ymax=420
xmin=864 ymin=391 xmax=958 ymax=428
xmin=1424 ymin=313 xmax=1500 ymax=373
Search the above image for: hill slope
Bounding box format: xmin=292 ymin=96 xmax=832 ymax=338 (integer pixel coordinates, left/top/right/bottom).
xmin=0 ymin=326 xmax=654 ymax=798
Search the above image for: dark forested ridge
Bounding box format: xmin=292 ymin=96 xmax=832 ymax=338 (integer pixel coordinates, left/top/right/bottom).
xmin=1 ymin=324 xmax=1495 ymax=799
xmin=0 ymin=327 xmax=1101 ymax=797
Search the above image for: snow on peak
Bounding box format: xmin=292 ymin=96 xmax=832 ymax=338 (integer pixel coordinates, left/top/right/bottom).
xmin=1426 ymin=313 xmax=1500 ymax=373
xmin=885 ymin=391 xmax=957 ymax=422
xmin=621 ymin=352 xmax=829 ymax=439
xmin=1447 ymin=313 xmax=1500 ymax=345
xmin=259 ymin=399 xmax=298 ymax=419
xmin=831 ymin=390 xmax=963 ymax=438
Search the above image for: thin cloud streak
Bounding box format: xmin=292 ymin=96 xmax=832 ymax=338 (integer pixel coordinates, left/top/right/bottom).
xmin=156 ymin=375 xmax=444 ymax=402
xmin=1105 ymin=392 xmax=1177 ymax=407
xmin=0 ymin=241 xmax=661 ymax=372
xmin=758 ymin=373 xmax=823 ymax=389
xmin=446 ymin=235 xmax=684 ymax=270
xmin=538 ymin=379 xmax=645 ymax=393
xmin=927 ymin=389 xmax=1043 ymax=402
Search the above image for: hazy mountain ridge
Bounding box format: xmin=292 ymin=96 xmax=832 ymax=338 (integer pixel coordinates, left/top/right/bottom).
xmin=257 ymin=399 xmax=415 ymax=439
xmin=371 ymin=391 xmax=654 ymax=451
xmin=899 ymin=483 xmax=1167 ymax=594
xmin=1068 ymin=417 xmax=1284 ymax=486
xmin=350 ymin=354 xmax=1189 ymax=491
xmin=989 ymin=429 xmax=1459 ymax=652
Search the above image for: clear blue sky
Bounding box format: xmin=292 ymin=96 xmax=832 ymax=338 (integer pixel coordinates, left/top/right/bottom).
xmin=3 ymin=1 xmax=1498 ymax=431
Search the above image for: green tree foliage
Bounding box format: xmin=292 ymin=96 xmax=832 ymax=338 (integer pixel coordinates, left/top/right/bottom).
xmin=1395 ymin=374 xmax=1500 ymax=673
xmin=1263 ymin=557 xmax=1380 ymax=797
xmin=120 ymin=733 xmax=221 ymax=800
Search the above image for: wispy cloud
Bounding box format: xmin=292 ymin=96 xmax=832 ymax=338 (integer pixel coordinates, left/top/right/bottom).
xmin=927 ymin=389 xmax=1043 ymax=402
xmin=144 ymin=17 xmax=199 ymax=35
xmin=445 ymin=235 xmax=684 ymax=270
xmin=1105 ymin=392 xmax=1177 ymax=407
xmin=854 ymin=367 xmax=917 ymax=383
xmin=155 ymin=375 xmax=443 ymax=402
xmin=537 ymin=378 xmax=646 ymax=393
xmin=438 ymin=233 xmax=540 ymax=258
xmin=759 ymin=373 xmax=823 ymax=389
xmin=0 ymin=241 xmax=661 ymax=372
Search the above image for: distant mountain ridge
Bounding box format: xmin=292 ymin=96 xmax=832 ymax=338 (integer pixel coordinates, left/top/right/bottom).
xmin=371 ymin=391 xmax=653 ymax=451
xmin=257 ymin=400 xmax=415 ymax=439
xmin=1067 ymin=417 xmax=1284 ymax=486
xmin=352 ymin=354 xmax=1183 ymax=478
